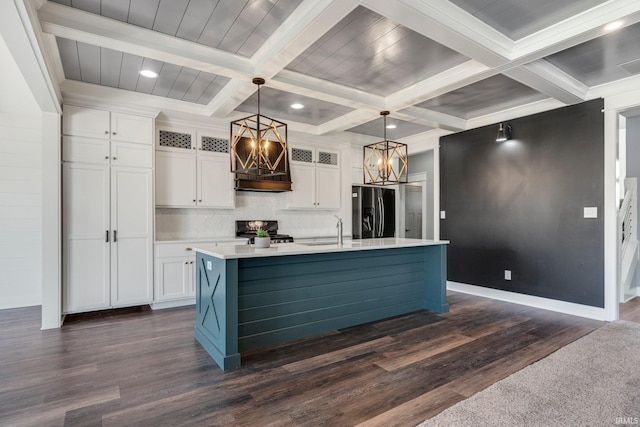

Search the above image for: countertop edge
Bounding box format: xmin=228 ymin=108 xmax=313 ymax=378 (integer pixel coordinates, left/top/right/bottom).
xmin=193 ymin=239 xmax=449 ymax=260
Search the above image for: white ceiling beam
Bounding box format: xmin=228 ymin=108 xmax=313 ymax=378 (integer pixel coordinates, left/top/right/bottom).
xmin=512 ymin=0 xmax=640 ymax=63
xmin=60 ymin=80 xmax=206 ymax=116
xmin=587 ymin=74 xmax=640 ymax=102
xmin=252 ymin=0 xmax=359 ymax=77
xmin=466 ymin=98 xmax=566 ymax=130
xmin=502 ymin=60 xmax=589 ymax=105
xmin=1 ymin=0 xmax=60 ymax=113
xmin=208 ymin=0 xmax=359 ymax=117
xmin=385 ymin=60 xmax=494 ymax=110
xmin=362 ymin=0 xmax=513 ymax=67
xmin=38 ymin=2 xmax=253 ymax=80
xmin=394 ymin=107 xmax=467 ymax=132
xmin=315 ymin=110 xmax=381 ymax=135
xmin=205 ymin=80 xmax=256 ymax=118
xmin=271 ymin=69 xmax=386 ymax=111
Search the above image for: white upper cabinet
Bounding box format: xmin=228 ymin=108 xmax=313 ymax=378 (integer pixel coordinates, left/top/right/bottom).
xmin=287 ymin=145 xmax=340 ymax=210
xmin=198 ymin=154 xmax=235 ymax=208
xmin=110 ymin=112 xmax=153 ymax=144
xmin=155 ymin=151 xmax=197 ymax=207
xmin=63 ymin=136 xmax=152 ymax=167
xmin=63 ymin=105 xmax=152 ymax=144
xmin=63 ymin=105 xmax=111 ymax=139
xmin=154 ymin=127 xmax=235 ymax=208
xmin=62 ymin=105 xmax=153 ymax=167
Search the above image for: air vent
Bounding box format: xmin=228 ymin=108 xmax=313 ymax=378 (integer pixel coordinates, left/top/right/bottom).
xmin=201 ymin=137 xmax=229 ymax=153
xmin=159 ymin=130 xmax=191 ymax=149
xmin=318 ymin=151 xmax=338 ymax=166
xmin=292 ymin=148 xmax=313 ymax=163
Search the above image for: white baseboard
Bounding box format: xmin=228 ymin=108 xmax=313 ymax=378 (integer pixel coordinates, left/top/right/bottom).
xmin=447 ymin=281 xmax=613 ymax=321
xmin=150 ymin=299 xmax=195 ymax=310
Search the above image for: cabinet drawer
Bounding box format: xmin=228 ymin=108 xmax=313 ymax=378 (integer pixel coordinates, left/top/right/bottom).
xmin=62 ymin=136 xmax=109 ymax=164
xmin=155 ymin=243 xmax=197 ymax=258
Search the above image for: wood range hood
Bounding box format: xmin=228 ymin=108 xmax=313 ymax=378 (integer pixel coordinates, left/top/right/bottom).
xmin=234 ymin=173 xmax=292 ymax=192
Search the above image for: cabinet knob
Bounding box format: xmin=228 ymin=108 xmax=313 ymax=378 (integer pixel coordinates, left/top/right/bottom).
xmin=104 ymin=156 xmax=109 ymax=160
xmin=112 ymin=132 xmax=116 ymax=135
xmin=193 ymin=199 xmax=196 ymax=202
xmin=113 ymin=157 xmax=117 ymax=160
xmin=104 ymin=131 xmax=109 ymax=134
xmin=198 ymin=199 xmax=202 ymax=202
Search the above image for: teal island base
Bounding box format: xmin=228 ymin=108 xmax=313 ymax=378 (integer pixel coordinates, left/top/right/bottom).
xmin=194 ymin=243 xmax=448 ymax=370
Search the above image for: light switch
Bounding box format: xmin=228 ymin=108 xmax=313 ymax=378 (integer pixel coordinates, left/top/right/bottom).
xmin=207 ymin=260 xmax=212 ymax=270
xmin=505 ymin=270 xmax=511 ymax=280
xmin=440 ymin=210 xmax=446 ymax=219
xmin=584 ymin=207 xmax=598 ymax=219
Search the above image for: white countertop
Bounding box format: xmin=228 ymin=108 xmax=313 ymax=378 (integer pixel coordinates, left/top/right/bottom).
xmin=193 ymin=238 xmax=449 ymax=260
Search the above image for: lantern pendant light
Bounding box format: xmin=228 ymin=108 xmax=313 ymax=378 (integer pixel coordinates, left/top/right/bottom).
xmin=230 ymin=78 xmax=288 ymax=176
xmin=363 ymin=111 xmax=408 ymax=185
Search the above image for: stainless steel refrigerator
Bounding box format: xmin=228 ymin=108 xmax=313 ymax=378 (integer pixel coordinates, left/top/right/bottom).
xmin=352 ymin=186 xmax=395 ymax=239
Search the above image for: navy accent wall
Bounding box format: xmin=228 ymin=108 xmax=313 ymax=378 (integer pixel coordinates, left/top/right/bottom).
xmin=440 ymin=99 xmax=605 ymax=307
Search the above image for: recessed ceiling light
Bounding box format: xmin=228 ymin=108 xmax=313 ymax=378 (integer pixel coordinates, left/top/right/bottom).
xmin=291 ymin=103 xmax=304 ymax=109
xmin=604 ymin=21 xmax=623 ymax=31
xmin=386 ymin=124 xmax=397 ymax=129
xmin=140 ymin=69 xmax=158 ymax=78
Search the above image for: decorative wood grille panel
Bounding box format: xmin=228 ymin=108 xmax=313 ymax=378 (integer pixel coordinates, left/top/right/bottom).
xmin=292 ymin=148 xmax=313 ymax=163
xmin=202 ymin=137 xmax=229 ymax=153
xmin=159 ymin=130 xmax=191 ymax=149
xmin=318 ymin=151 xmax=338 ymax=166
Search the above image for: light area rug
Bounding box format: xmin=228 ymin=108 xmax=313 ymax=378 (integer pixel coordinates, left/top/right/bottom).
xmin=418 ymin=321 xmax=640 ymax=427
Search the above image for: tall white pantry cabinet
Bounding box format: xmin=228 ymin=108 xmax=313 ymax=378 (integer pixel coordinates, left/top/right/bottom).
xmin=62 ymin=105 xmax=154 ymax=313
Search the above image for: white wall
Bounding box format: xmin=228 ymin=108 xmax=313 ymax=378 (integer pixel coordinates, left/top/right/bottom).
xmin=0 ymin=114 xmax=43 ymax=309
xmin=0 ymin=36 xmax=43 ymax=309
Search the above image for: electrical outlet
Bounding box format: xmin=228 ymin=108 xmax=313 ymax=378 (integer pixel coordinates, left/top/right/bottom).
xmin=207 ymin=261 xmax=212 ymax=270
xmin=505 ymin=270 xmax=512 ymax=280
xmin=440 ymin=210 xmax=446 ymax=219
xmin=584 ymin=207 xmax=598 ymax=218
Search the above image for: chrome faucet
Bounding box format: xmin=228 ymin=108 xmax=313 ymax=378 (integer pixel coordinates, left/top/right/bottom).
xmin=334 ymin=215 xmax=343 ymax=246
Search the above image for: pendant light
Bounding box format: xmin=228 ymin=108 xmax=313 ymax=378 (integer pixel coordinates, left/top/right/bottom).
xmin=230 ymin=78 xmax=288 ymax=176
xmin=363 ymin=111 xmax=408 ymax=185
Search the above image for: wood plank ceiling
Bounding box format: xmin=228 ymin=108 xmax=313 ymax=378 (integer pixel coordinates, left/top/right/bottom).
xmin=36 ymin=0 xmax=640 ymax=139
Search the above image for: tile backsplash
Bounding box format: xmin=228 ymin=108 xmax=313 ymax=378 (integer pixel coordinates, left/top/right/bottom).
xmin=156 ymin=191 xmax=345 ymax=241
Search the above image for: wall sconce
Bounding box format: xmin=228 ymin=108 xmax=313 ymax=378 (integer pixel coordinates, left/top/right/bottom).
xmin=363 ymin=111 xmax=408 ymax=185
xmin=496 ymin=123 xmax=512 ymax=142
xmin=230 ymin=78 xmax=288 ymax=176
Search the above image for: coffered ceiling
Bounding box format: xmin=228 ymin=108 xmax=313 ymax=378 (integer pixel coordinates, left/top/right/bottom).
xmin=26 ymin=0 xmax=640 ymax=140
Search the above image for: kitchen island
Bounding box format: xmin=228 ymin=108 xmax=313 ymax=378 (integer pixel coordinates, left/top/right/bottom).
xmin=193 ymin=238 xmax=449 ymax=370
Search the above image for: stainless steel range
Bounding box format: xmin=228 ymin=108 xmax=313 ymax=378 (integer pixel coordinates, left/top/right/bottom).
xmin=235 ymin=220 xmax=294 ymax=244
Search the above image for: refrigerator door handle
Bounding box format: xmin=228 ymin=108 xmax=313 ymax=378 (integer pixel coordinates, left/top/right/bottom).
xmin=378 ymin=196 xmax=383 ymax=237
xmin=381 ymin=197 xmax=385 ymax=237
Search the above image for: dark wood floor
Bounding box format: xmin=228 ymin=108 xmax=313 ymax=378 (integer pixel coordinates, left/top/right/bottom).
xmin=0 ymin=292 xmax=603 ymax=427
xmin=621 ymin=296 xmax=640 ymax=323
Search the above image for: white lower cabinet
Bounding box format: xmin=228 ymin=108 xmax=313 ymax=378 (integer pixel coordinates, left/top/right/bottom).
xmin=154 ymin=256 xmax=195 ymax=301
xmin=154 ymin=243 xmax=197 ymax=306
xmin=63 ymin=163 xmax=153 ymax=313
